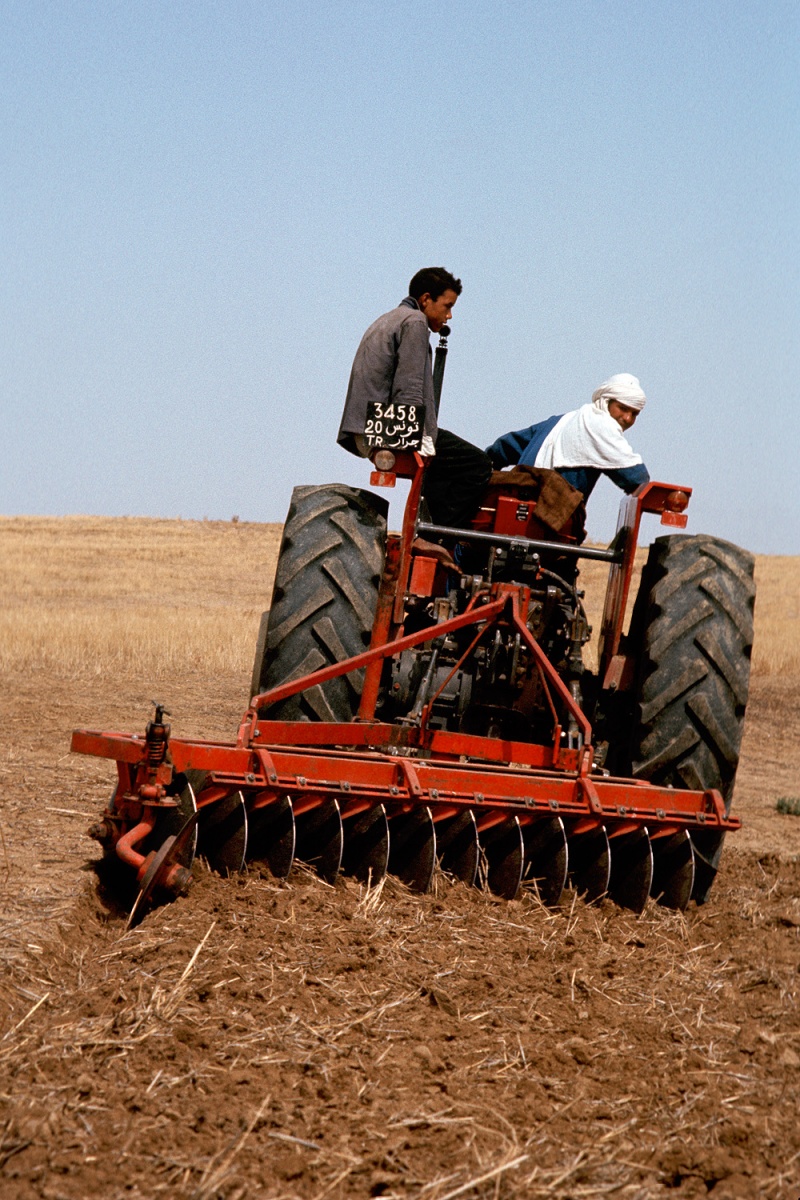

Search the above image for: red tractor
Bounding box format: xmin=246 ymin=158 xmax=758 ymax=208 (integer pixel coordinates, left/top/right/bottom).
xmin=74 ymin=428 xmax=755 ymax=925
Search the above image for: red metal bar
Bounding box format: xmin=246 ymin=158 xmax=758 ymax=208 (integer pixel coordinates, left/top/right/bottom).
xmin=73 ymin=731 xmax=148 ymax=764
xmin=194 ymin=784 xmax=237 ymax=809
xmin=393 ymin=452 xmax=427 ymax=625
xmin=72 ymin=729 xmax=739 ymax=833
xmin=508 ymin=591 xmax=593 ymax=768
xmin=245 ymin=587 xmax=596 ymax=769
xmin=248 ymin=594 xmax=507 ymax=718
xmin=598 ymin=481 xmax=693 ymax=683
xmin=115 ymin=808 xmax=156 ymax=875
xmin=252 ymin=720 xmax=578 ymax=770
xmin=358 ymin=534 xmax=402 ymax=721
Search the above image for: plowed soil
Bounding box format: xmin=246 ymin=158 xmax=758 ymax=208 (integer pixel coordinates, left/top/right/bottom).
xmin=1 ymin=667 xmax=799 ymax=1200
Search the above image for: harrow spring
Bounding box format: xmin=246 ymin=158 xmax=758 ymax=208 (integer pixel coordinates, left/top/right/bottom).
xmin=145 ymin=703 xmax=171 ymax=770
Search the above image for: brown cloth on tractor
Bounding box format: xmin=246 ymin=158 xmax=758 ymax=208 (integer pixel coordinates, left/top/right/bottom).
xmin=487 ymin=465 xmax=586 ymax=541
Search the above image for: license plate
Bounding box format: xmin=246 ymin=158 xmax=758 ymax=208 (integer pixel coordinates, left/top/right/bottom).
xmin=364 ymin=402 xmax=423 ymax=450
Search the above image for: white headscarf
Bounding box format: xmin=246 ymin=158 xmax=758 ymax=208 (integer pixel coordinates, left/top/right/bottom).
xmin=591 ymin=373 xmax=647 ymax=413
xmin=534 ymin=373 xmax=646 ymax=472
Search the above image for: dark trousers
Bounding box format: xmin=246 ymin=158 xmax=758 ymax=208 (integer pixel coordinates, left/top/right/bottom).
xmin=421 ymin=428 xmax=493 ymax=529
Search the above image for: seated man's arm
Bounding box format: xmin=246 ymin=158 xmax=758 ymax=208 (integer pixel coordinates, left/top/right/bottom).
xmin=485 ymin=426 xmax=537 ymax=469
xmin=394 ymin=318 xmax=437 ymax=454
xmin=605 ymin=463 xmax=650 ymax=494
xmin=393 ymin=318 xmax=432 ymax=406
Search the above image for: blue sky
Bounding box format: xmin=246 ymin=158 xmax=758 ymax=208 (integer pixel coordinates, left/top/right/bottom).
xmin=2 ymin=1 xmax=798 ymax=552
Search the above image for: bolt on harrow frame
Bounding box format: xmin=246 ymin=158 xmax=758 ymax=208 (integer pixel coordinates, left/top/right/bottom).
xmin=73 ymin=453 xmax=746 ymax=924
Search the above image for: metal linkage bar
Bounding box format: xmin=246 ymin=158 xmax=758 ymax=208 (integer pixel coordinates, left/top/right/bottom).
xmin=245 ymin=593 xmax=507 ymax=733
xmin=416 ymin=522 xmax=625 ymax=563
xmin=246 ymin=586 xmax=592 ymax=772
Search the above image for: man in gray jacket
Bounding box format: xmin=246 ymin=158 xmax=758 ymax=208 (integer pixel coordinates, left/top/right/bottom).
xmin=337 ymin=267 xmax=492 ymax=529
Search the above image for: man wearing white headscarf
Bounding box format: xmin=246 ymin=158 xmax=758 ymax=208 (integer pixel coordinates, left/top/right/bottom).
xmin=485 ymin=373 xmax=650 ymax=500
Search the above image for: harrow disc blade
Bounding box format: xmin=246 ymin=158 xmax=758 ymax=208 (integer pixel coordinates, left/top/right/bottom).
xmin=389 ymin=808 xmax=436 ymax=892
xmin=651 ymin=829 xmax=695 ymax=910
xmin=246 ymin=794 xmax=296 ymax=879
xmin=481 ymin=817 xmax=524 ymax=900
xmin=522 ymin=817 xmax=568 ymax=907
xmin=128 ymin=810 xmax=199 ymax=929
xmin=436 ymin=811 xmax=479 ymax=886
xmin=197 ymin=790 xmax=248 ymax=876
xmin=295 ymin=799 xmax=344 ymax=884
xmin=688 ymin=829 xmax=726 ymax=905
xmin=607 ymin=827 xmax=653 ymax=914
xmin=341 ymin=804 xmax=390 ymax=885
xmin=567 ymin=825 xmax=610 ymax=903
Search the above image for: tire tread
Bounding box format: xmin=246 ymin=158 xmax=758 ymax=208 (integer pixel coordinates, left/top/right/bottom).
xmin=256 ymin=484 xmax=387 ymax=722
xmin=630 ymin=533 xmax=755 ymax=902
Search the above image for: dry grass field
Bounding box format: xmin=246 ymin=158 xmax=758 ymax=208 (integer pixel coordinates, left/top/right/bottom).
xmin=0 ymin=514 xmax=799 ymax=1200
xmin=2 ymin=515 xmax=799 ymax=680
xmin=0 ymin=516 xmax=282 ymax=680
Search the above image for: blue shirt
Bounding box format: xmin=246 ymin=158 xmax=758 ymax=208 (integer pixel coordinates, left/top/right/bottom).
xmin=486 ymin=415 xmax=650 ymax=499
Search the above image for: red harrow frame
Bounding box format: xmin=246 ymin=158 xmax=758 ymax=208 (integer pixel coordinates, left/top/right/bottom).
xmin=73 ymin=453 xmax=743 ymax=924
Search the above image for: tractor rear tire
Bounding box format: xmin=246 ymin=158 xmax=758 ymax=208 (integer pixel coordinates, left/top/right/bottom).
xmin=256 ymin=484 xmax=388 ymax=723
xmin=631 ymin=534 xmax=755 ymax=903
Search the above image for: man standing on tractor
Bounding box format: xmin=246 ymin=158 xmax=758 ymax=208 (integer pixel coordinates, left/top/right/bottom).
xmin=337 ymin=267 xmax=492 ymax=529
xmin=486 ymin=373 xmax=651 ymax=500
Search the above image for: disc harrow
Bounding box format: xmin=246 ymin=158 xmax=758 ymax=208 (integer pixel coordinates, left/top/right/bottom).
xmin=73 ymin=453 xmax=753 ymax=926
xmin=75 ymin=703 xmax=738 ymax=925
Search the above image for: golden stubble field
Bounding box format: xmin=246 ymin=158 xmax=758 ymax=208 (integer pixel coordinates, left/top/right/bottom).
xmin=0 ymin=514 xmax=799 ymax=1200
xmin=2 ymin=512 xmax=799 ymax=681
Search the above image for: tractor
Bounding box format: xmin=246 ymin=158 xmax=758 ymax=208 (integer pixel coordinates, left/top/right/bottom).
xmin=73 ymin=358 xmax=755 ymax=925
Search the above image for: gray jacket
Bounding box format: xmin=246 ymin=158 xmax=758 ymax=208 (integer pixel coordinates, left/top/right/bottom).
xmin=337 ymin=296 xmax=437 ymax=455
